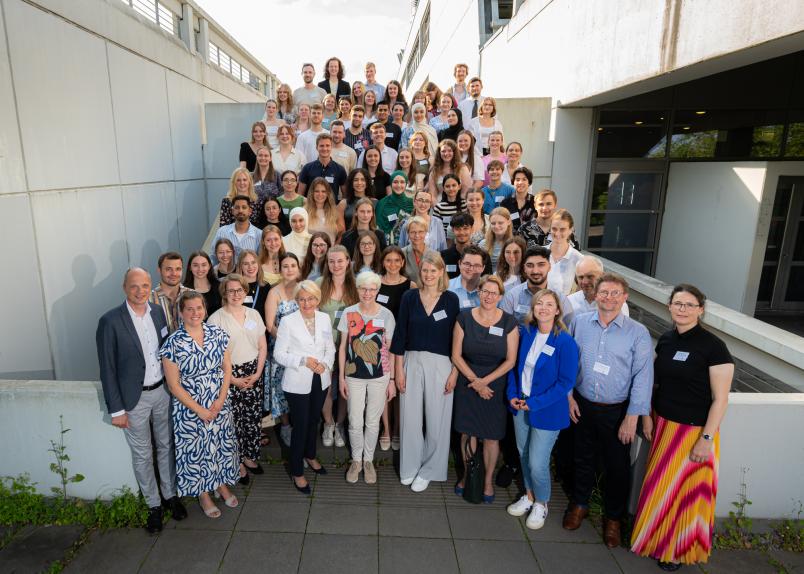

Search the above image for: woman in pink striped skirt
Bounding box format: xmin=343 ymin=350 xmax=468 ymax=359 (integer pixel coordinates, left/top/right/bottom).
xmin=631 ymin=284 xmax=734 ymax=571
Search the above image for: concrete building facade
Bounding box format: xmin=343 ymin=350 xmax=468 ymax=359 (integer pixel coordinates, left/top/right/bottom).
xmin=397 ymin=0 xmax=804 ymax=324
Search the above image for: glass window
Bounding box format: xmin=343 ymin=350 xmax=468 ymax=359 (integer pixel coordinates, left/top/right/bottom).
xmin=757 ymin=265 xmax=777 ymax=302
xmin=784 ymin=117 xmax=804 ymax=158
xmin=670 ymin=109 xmax=786 ymax=159
xmin=587 ymin=213 xmax=658 ymax=250
xmin=784 ymin=266 xmax=804 ymax=302
xmin=592 ymin=173 xmax=662 ymax=211
xmin=597 ymin=111 xmax=668 ymax=158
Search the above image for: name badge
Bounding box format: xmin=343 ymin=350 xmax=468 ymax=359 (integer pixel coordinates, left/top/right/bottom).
xmin=160 ymin=326 xmax=168 ymax=337
xmin=282 ymin=208 xmax=290 ymax=215
xmin=489 ymin=326 xmax=504 ymax=336
xmin=354 ymin=142 xmax=363 ymax=151
xmin=673 ymin=351 xmax=690 ymax=362
xmin=335 ymin=310 xmax=343 ymax=319
xmin=418 ymin=159 xmax=428 ymax=165
xmin=385 ymin=133 xmax=394 ymax=139
xmin=376 ymin=294 xmax=390 ymax=304
xmin=542 ymin=344 xmax=555 ymax=356
xmin=433 ymin=310 xmax=447 ymax=321
xmin=243 ymin=295 xmax=254 ymax=304
xmin=517 ymin=304 xmax=530 ymax=314
xmin=461 ymin=299 xmax=471 ymax=308
xmin=495 ymin=195 xmax=504 ymax=203
xmin=593 ymin=362 xmax=610 ymax=376
xmin=244 ymin=319 xmax=257 ymax=330
xmin=325 ymin=176 xmax=334 ymax=183
xmin=387 ymin=214 xmax=398 ymax=222
xmin=510 ymin=212 xmax=520 ymax=220
xmin=373 ymin=319 xmax=384 ymax=328
xmin=335 ymin=151 xmax=347 ymax=158
xmin=446 ymin=264 xmax=457 ymax=272
xmin=442 ymin=216 xmax=452 ymax=223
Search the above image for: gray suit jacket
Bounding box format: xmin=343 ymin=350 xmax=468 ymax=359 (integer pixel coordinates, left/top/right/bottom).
xmin=96 ymin=302 xmax=169 ymax=414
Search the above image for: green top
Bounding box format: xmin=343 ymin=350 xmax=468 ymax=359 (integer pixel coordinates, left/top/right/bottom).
xmin=375 ymin=192 xmax=414 ymax=236
xmin=276 ymin=195 xmax=305 ymax=214
xmin=315 ymin=277 xmax=347 ymax=344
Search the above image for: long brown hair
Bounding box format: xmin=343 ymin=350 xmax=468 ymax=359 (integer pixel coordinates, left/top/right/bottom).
xmin=351 ymin=230 xmax=383 ymax=274
xmin=300 ymin=232 xmax=331 ymax=279
xmin=258 ymin=225 xmax=286 ymax=268
xmin=319 ymin=245 xmax=358 ymax=305
xmin=496 ymin=236 xmax=527 ymax=282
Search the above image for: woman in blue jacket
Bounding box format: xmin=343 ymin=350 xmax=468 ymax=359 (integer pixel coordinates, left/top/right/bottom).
xmin=506 ymin=288 xmax=579 ymax=530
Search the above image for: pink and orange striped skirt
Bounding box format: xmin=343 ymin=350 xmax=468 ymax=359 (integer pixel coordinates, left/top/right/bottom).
xmin=630 ymin=415 xmax=719 ymax=565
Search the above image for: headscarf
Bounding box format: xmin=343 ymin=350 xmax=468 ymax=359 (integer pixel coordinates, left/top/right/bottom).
xmin=410 ymin=103 xmax=439 ymax=160
xmin=439 ymin=107 xmax=464 ymax=142
xmin=390 ymin=170 xmax=408 ymax=184
xmin=282 ymin=206 xmax=311 ymax=259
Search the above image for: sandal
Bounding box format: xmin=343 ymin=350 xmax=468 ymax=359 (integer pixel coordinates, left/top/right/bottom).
xmin=215 ymin=488 xmax=239 ymax=508
xmin=379 ymin=436 xmax=391 ymax=451
xmin=199 ymin=495 xmax=221 ymax=518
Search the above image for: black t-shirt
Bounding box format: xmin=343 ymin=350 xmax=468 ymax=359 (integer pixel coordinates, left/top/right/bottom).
xmin=382 ymin=121 xmax=402 ymax=151
xmin=298 ymin=160 xmax=347 ymax=201
xmin=439 ymin=246 xmax=492 ymax=280
xmin=653 ymin=324 xmax=733 ymax=426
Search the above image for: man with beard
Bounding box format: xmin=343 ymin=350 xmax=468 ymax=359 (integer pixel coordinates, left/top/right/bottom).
xmin=292 ymin=62 xmax=326 ymax=108
xmin=447 ymin=245 xmax=486 ymax=310
xmin=148 ymin=252 xmax=191 ymax=334
xmin=212 ymin=196 xmax=262 ymax=262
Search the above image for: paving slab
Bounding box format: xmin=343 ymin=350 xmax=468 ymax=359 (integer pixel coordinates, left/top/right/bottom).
xmin=166 ymin=495 xmax=243 ymax=531
xmin=769 ymin=548 xmax=804 ymax=572
xmin=139 ymin=529 xmax=231 ymax=574
xmin=701 ymin=549 xmax=778 ymax=573
xmin=609 ymin=545 xmax=667 ymax=574
xmin=64 ymin=528 xmax=156 ymax=573
xmin=530 ymin=540 xmax=621 ymax=574
xmin=236 ymin=499 xmax=311 ymax=533
xmin=379 ymin=536 xmax=459 ymax=574
xmin=219 ymin=531 xmax=303 ymax=574
xmin=379 ymin=506 xmax=452 ymax=539
xmin=307 ymin=503 xmax=378 ymax=535
xmin=523 ymin=513 xmax=601 ymax=544
xmin=0 ymin=524 xmax=83 ymax=574
xmin=447 ymin=506 xmax=527 ymax=541
xmin=453 ymin=539 xmax=539 ymax=574
xmin=298 ymin=533 xmax=378 ymax=574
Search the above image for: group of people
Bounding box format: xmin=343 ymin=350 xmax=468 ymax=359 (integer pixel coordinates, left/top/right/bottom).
xmin=96 ymin=58 xmax=735 ymax=571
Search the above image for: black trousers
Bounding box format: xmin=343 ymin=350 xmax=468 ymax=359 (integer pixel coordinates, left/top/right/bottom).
xmin=572 ymin=392 xmax=630 ymax=520
xmin=285 ymin=375 xmax=326 ymax=477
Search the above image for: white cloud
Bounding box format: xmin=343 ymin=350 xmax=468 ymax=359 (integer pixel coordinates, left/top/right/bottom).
xmin=194 ymin=0 xmax=413 ymax=88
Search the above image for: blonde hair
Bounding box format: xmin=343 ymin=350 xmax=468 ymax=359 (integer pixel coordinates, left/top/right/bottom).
xmin=551 ymin=208 xmax=574 ymax=228
xmin=218 ymin=273 xmax=249 ymax=301
xmin=478 ymin=274 xmax=505 ymax=297
xmin=276 ymin=83 xmax=294 ymax=112
xmin=420 ymin=251 xmax=449 ymax=292
xmin=250 ymin=121 xmax=267 ymax=144
xmin=525 ymin=289 xmax=568 ymax=335
xmin=483 ymin=207 xmax=513 ymax=258
xmin=294 ymin=279 xmax=321 ymax=302
xmin=258 ymin=225 xmax=286 ymax=268
xmin=276 ymin=124 xmax=296 ymax=146
xmin=236 ymin=249 xmax=265 ymax=286
xmin=227 ymin=167 xmax=257 ymax=202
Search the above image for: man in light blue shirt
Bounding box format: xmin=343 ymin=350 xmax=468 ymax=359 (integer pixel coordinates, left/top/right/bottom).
xmin=482 ymin=160 xmax=515 ymax=214
xmin=364 ymin=62 xmax=385 ymax=102
xmin=563 ymin=272 xmax=653 ymax=548
xmin=447 ymin=245 xmax=485 ymax=310
xmin=212 ymin=196 xmax=262 ymax=261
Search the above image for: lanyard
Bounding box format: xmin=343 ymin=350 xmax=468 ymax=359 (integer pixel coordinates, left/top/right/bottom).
xmin=250 ymin=285 xmax=261 ymax=309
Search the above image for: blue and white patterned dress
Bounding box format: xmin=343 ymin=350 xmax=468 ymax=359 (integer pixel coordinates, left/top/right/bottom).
xmin=159 ymin=323 xmax=239 ymax=496
xmin=264 ymin=298 xmax=298 ymax=416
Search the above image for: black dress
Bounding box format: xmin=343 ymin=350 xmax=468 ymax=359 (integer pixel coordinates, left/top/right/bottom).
xmin=239 ymin=142 xmax=258 ymax=172
xmin=453 ymin=310 xmax=517 ymax=439
xmin=377 ymin=279 xmax=412 ymax=319
xmin=200 ymin=282 xmax=222 ymax=318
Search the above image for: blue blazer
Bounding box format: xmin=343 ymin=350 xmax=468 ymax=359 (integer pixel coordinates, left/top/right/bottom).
xmin=96 ymin=302 xmax=169 ymax=414
xmin=506 ymin=326 xmax=579 ymax=431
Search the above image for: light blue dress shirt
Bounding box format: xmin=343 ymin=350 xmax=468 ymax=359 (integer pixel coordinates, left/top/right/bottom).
xmin=448 ymin=276 xmax=480 ymax=310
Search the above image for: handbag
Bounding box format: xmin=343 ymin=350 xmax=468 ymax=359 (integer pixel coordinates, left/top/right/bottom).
xmin=462 ymin=437 xmax=485 ymax=504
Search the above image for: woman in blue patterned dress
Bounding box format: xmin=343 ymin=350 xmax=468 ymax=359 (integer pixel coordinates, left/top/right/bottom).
xmin=160 ymin=291 xmax=240 ymax=519
xmin=263 ymin=252 xmax=301 ymax=445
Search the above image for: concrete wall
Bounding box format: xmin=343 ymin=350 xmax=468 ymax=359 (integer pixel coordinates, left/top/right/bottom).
xmin=655 ymin=162 xmax=804 ymax=315
xmin=0 ymin=0 xmax=266 ymax=381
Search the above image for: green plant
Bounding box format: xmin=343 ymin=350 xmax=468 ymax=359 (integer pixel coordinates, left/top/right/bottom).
xmin=769 ymin=502 xmax=803 ymax=553
xmin=716 ymin=467 xmax=756 ymax=549
xmin=48 ymin=415 xmax=84 ymax=501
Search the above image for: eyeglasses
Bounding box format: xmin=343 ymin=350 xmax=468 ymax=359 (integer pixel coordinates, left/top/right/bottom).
xmin=597 ymin=290 xmax=623 ymax=298
xmin=297 ymin=296 xmax=318 ymax=304
xmin=479 ymin=288 xmax=500 ymax=297
xmin=226 ymin=288 xmax=245 ymax=296
xmin=358 ymin=287 xmax=379 ymax=293
xmin=670 ymin=302 xmax=701 ymax=311
xmin=312 ymin=243 xmax=329 ymax=249
xmin=461 ymin=262 xmax=485 ymax=270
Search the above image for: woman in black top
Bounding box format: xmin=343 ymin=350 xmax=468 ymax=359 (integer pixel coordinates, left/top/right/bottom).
xmin=183 ymin=251 xmax=221 ymax=317
xmin=501 ymin=166 xmax=536 ymax=232
xmin=377 ymin=245 xmax=416 ymax=452
xmin=341 ymin=168 xmax=377 ymax=231
xmin=341 ymin=198 xmax=386 ymax=257
xmin=390 ymin=252 xmax=460 ymax=492
xmin=362 ymin=147 xmax=391 ymax=198
xmin=263 ymin=197 xmax=291 ymax=236
xmin=631 ymin=284 xmax=734 ymax=571
xmin=317 ymin=57 xmax=351 ymax=100
xmin=236 ymin=250 xmax=270 ymax=329
xmin=240 ymin=122 xmax=269 ymax=172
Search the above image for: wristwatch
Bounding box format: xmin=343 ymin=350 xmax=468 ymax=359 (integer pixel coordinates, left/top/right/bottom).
xmin=702 ymin=433 xmax=713 ymax=441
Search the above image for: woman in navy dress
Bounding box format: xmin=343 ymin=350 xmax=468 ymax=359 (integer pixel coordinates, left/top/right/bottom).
xmin=160 ymin=291 xmax=240 ymax=519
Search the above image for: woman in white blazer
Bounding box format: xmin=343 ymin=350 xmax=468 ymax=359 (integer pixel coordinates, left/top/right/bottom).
xmin=274 ymin=280 xmax=336 ymax=495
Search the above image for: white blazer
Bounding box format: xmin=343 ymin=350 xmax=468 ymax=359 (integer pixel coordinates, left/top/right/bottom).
xmin=274 ymin=310 xmax=336 ymax=394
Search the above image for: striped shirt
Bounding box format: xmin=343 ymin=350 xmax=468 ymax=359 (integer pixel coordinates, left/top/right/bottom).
xmin=344 ymin=128 xmax=371 ymax=154
xmin=212 ymin=223 xmax=262 ymax=261
xmin=149 ymin=284 xmax=192 ymax=334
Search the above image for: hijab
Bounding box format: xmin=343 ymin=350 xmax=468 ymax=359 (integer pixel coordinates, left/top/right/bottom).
xmin=410 ymin=103 xmax=439 ymax=161
xmin=439 ymin=107 xmax=464 ymax=142
xmin=376 ymin=172 xmax=414 ymax=235
xmin=282 ymin=206 xmax=312 ymax=259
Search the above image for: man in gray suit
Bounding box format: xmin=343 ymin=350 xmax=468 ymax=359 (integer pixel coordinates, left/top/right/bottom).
xmin=96 ymin=267 xmax=187 ymax=533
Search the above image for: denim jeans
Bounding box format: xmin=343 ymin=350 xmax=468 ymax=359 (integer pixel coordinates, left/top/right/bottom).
xmin=512 ymin=411 xmax=560 ymax=502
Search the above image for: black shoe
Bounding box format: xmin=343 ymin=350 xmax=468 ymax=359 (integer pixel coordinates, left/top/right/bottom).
xmin=244 ymin=462 xmax=264 ymax=475
xmin=238 ymin=472 xmax=251 ymax=486
xmin=306 ymin=460 xmax=328 ymax=475
xmin=291 ymin=476 xmax=311 ymax=495
xmin=657 ymin=561 xmax=682 ymax=571
xmin=145 ymin=506 xmax=163 ymax=534
xmin=495 ymin=464 xmax=518 ymax=488
xmin=164 ymin=496 xmax=187 ymax=521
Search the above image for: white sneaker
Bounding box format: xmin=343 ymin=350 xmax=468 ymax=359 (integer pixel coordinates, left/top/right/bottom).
xmin=334 ymin=424 xmax=345 ymax=447
xmin=507 ymin=495 xmax=533 ymax=517
xmin=526 ymin=503 xmax=548 ymax=530
xmin=411 ymin=476 xmax=430 ymax=492
xmin=345 ymin=461 xmax=362 ymax=484
xmin=400 ymin=476 xmax=415 ymax=486
xmin=322 ymin=423 xmax=335 ymax=447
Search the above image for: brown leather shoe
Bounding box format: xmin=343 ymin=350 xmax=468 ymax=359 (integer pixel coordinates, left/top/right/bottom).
xmin=562 ymin=504 xmax=589 ymax=530
xmin=603 ymin=518 xmax=621 ymax=548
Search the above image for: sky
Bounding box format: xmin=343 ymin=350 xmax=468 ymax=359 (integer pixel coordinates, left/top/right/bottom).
xmin=195 ymin=0 xmax=414 ymax=89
